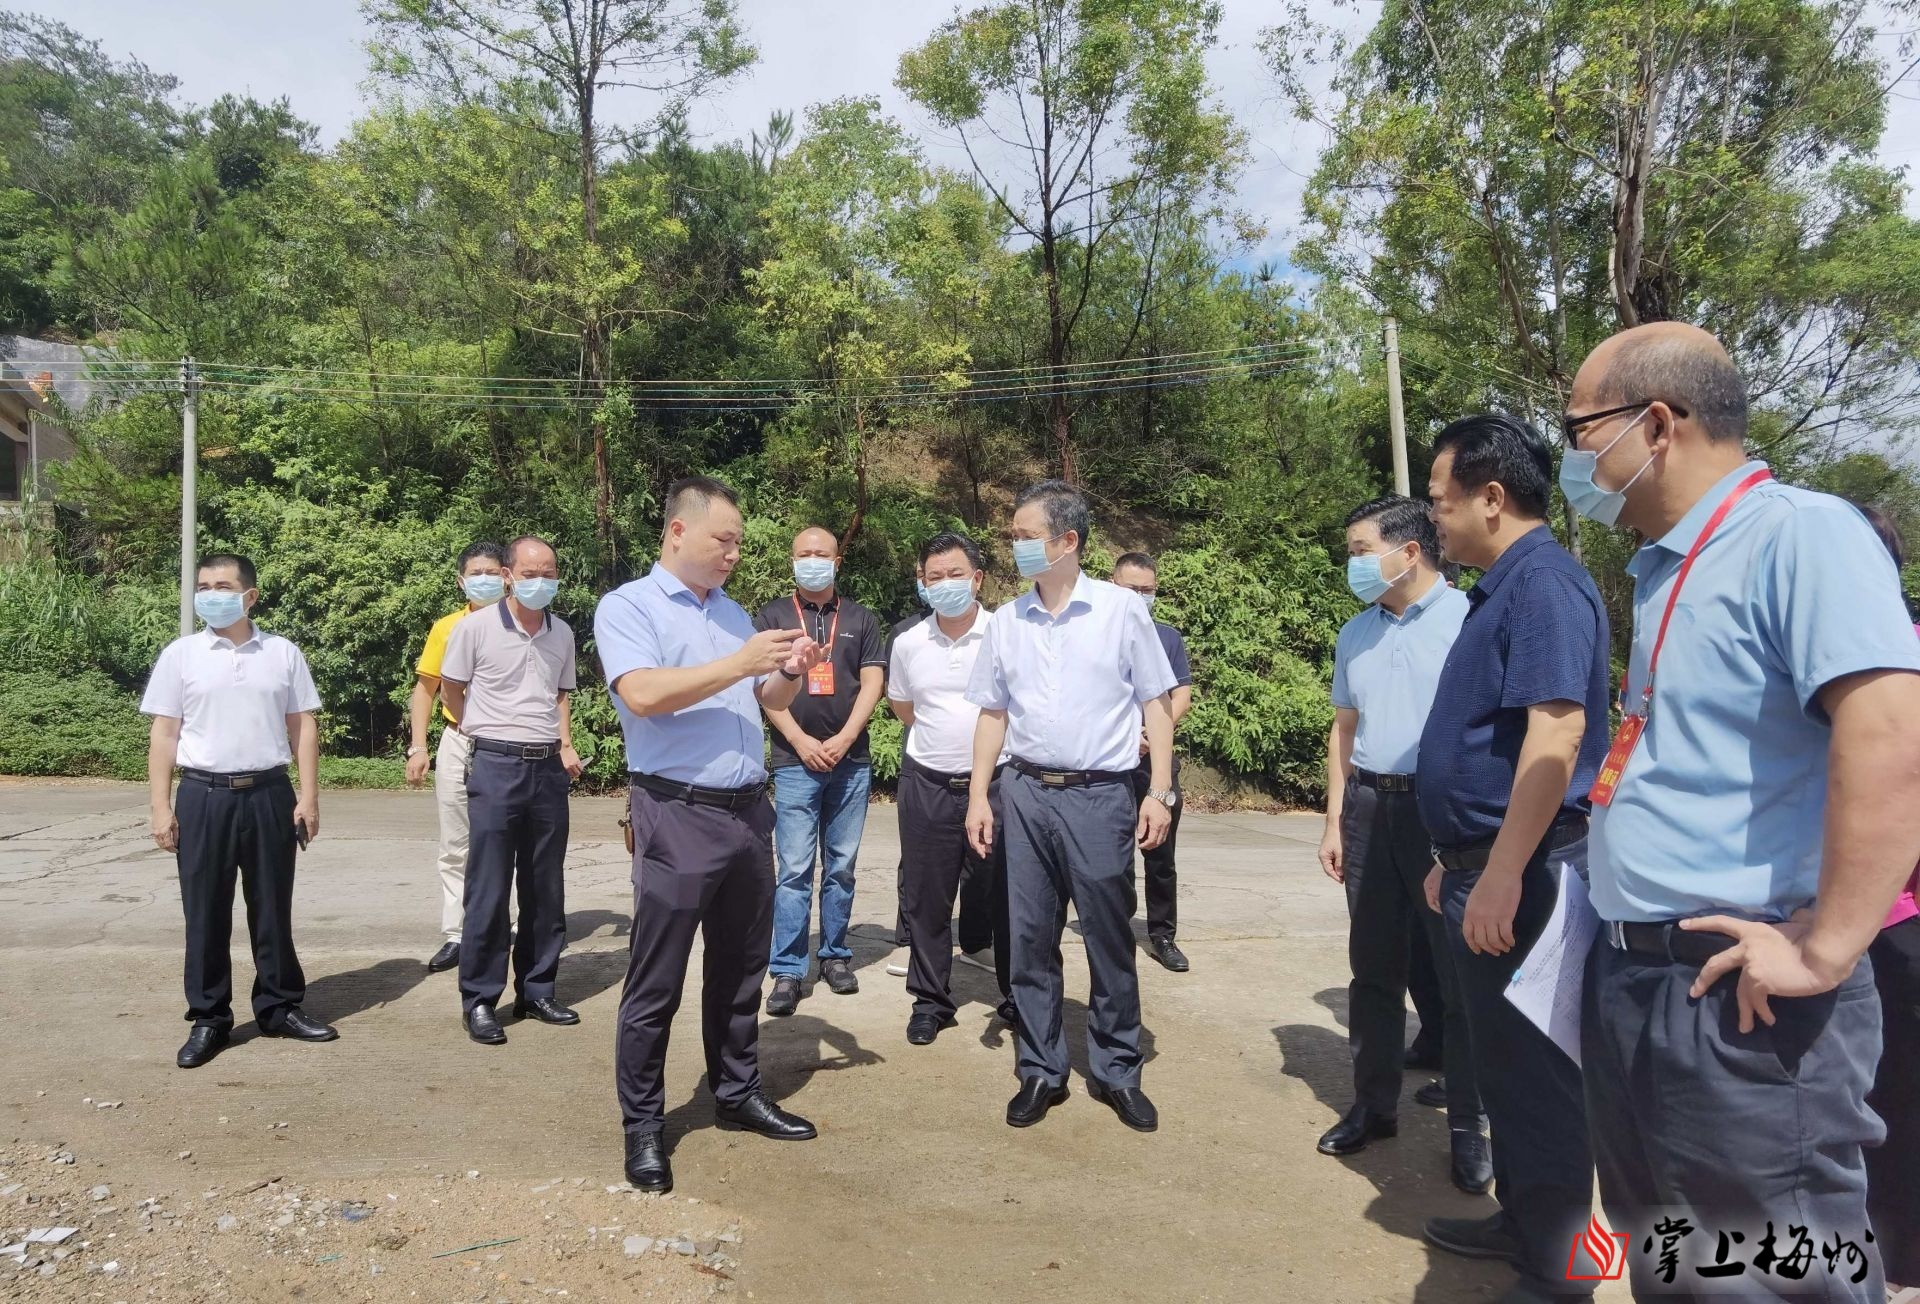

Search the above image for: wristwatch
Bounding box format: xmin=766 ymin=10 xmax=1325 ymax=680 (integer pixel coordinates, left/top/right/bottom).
xmin=405 ymin=745 xmax=426 ymax=759
xmin=779 ymin=667 xmax=801 ymax=681
xmin=1148 ymin=787 xmax=1178 ymax=809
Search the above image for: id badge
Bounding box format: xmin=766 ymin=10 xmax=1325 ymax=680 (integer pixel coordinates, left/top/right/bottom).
xmin=806 ymin=658 xmax=836 ymax=696
xmin=1588 ymin=713 xmax=1646 ymax=807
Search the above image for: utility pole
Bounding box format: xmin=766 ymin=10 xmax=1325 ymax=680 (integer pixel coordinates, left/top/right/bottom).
xmin=178 ymin=357 xmax=198 ymax=637
xmin=1383 ymin=316 xmax=1410 ymax=497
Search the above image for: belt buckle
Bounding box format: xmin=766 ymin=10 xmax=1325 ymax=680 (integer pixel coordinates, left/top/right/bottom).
xmin=1040 ymin=770 xmax=1069 ymax=787
xmin=1605 ymin=920 xmax=1627 ymax=950
xmin=525 ymin=745 xmax=552 ymax=761
xmin=231 ymin=775 xmax=255 ymax=790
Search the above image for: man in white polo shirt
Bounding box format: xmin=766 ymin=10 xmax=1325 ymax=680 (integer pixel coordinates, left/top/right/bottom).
xmin=438 ymin=535 xmax=584 ymax=1046
xmin=143 ymin=552 xmax=335 ymax=1069
xmin=888 ymin=530 xmax=1013 ymax=1044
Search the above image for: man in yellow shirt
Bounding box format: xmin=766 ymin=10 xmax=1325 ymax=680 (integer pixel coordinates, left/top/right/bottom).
xmin=407 ymin=542 xmax=508 ymax=972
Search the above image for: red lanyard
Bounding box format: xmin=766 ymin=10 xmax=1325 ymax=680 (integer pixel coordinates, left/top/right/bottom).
xmin=1632 ymin=467 xmax=1773 ymax=713
xmin=792 ymin=595 xmax=839 ymax=646
xmin=1590 ymin=467 xmax=1771 ymax=806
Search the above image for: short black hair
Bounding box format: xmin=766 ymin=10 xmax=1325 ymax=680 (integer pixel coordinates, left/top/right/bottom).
xmin=505 ymin=535 xmax=555 ymax=567
xmin=1112 ymin=551 xmax=1157 ymax=575
xmin=919 ymin=530 xmax=983 ymax=571
xmin=664 ymin=475 xmax=739 ymax=525
xmin=197 ymin=552 xmax=257 ymax=590
xmin=458 ymin=541 xmax=506 ymax=573
xmin=1855 ymin=501 xmax=1905 ymax=569
xmin=1013 ymin=479 xmax=1090 ymax=553
xmin=1431 ymin=413 xmax=1553 ymax=520
xmin=1598 ymin=333 xmax=1749 ymax=443
xmin=1344 ymin=495 xmax=1439 ymax=562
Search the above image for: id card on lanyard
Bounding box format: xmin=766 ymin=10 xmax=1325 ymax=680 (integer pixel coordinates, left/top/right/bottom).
xmin=795 ymin=596 xmax=840 ymax=696
xmin=1589 ymin=468 xmax=1772 ymax=806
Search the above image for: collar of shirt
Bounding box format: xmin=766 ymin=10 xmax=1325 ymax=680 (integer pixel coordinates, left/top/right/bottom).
xmin=1467 ymin=524 xmax=1555 ymax=607
xmin=926 ymin=605 xmax=988 ymax=647
xmin=794 ymin=590 xmax=840 ymax=614
xmin=650 ymin=560 xmax=730 ymax=611
xmin=496 ymin=596 xmax=552 ymax=634
xmin=1382 ymin=574 xmax=1451 ymax=626
xmin=205 ymin=623 xmax=265 ymax=651
xmin=1627 ymin=458 xmax=1771 ymax=580
xmin=1014 ymin=569 xmax=1095 ymax=624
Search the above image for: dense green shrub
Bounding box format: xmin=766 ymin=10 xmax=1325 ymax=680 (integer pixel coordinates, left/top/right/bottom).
xmin=0 ymin=667 xmax=151 ymax=779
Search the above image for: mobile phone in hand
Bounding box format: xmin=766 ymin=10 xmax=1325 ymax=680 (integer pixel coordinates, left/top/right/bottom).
xmin=295 ymin=819 xmax=310 ymax=852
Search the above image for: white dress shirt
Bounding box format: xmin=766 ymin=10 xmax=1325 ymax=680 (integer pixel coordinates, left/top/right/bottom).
xmin=887 ymin=606 xmax=1007 ymax=774
xmin=140 ymin=625 xmax=322 ymax=772
xmin=966 ymin=571 xmax=1177 ymax=773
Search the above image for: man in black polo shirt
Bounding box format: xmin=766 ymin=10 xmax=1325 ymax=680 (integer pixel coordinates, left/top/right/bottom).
xmin=757 ymin=526 xmax=889 ymax=1016
xmin=1414 ymin=414 xmax=1610 ymax=1304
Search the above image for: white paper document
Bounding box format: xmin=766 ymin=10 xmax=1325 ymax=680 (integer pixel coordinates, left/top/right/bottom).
xmin=1503 ymin=865 xmax=1599 ymax=1066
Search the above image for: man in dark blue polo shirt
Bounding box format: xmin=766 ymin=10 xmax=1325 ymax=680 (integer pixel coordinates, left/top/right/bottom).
xmin=1414 ymin=413 xmax=1610 ymax=1304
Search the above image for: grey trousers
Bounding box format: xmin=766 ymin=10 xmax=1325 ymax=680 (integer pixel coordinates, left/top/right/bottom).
xmin=1001 ymin=770 xmax=1143 ymax=1089
xmin=1584 ymin=934 xmax=1886 ymax=1301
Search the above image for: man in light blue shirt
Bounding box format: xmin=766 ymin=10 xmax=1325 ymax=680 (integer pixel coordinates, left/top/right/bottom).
xmin=1569 ymin=323 xmax=1920 ymax=1299
xmin=1316 ymin=495 xmax=1489 ymax=1197
xmin=592 ymin=476 xmax=828 ymax=1196
xmin=964 ymin=480 xmax=1178 ymax=1133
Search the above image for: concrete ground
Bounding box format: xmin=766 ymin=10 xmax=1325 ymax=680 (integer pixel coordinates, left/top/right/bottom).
xmin=0 ymin=780 xmax=1628 ymax=1302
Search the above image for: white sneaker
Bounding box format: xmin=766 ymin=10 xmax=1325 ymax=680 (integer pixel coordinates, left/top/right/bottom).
xmin=885 ymin=950 xmax=908 ymax=977
xmin=956 ymin=946 xmax=996 ymax=974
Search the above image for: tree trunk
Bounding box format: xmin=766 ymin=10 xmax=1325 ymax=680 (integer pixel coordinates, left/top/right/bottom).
xmin=841 ymin=399 xmax=869 ymax=548
xmin=1610 ymin=36 xmax=1663 ymax=329
xmin=1040 ymin=230 xmax=1075 ymax=483
xmin=578 ymin=91 xmax=616 ymax=584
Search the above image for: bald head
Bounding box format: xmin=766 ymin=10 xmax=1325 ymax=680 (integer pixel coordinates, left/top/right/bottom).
xmin=792 ymin=526 xmax=840 ymax=560
xmin=1578 ymin=322 xmax=1748 ymax=444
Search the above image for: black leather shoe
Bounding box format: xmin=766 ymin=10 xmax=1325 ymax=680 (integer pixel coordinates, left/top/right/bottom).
xmin=1414 ymin=1078 xmax=1448 ymax=1109
xmin=1149 ymin=936 xmax=1190 ymax=972
xmin=1404 ymin=1039 xmax=1444 ymax=1071
xmin=1317 ymin=1105 xmax=1398 ymax=1156
xmin=1006 ymin=1076 xmax=1068 ymax=1128
xmin=176 ymin=1025 xmax=229 ymax=1069
xmin=994 ymin=999 xmax=1019 ymax=1028
xmin=465 ymin=1003 xmax=507 ymax=1045
xmin=623 ymin=1131 xmax=671 ymax=1193
xmin=1450 ymin=1128 xmax=1494 ymax=1195
xmin=1088 ymin=1080 xmax=1158 ymax=1132
xmin=512 ymin=996 xmax=580 ymax=1025
xmin=906 ymin=1012 xmax=955 ymax=1045
xmin=715 ymin=1091 xmax=816 ymax=1140
xmin=821 ymin=959 xmax=858 ymax=995
xmin=261 ymin=1008 xmax=338 ymax=1042
xmin=426 ymin=941 xmax=461 ymax=972
xmin=765 ymin=975 xmax=801 ymax=1017
xmin=1424 ymin=1212 xmax=1522 ymax=1263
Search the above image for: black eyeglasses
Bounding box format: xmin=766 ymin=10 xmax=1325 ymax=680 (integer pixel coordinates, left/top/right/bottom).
xmin=1560 ymin=399 xmax=1688 ymax=446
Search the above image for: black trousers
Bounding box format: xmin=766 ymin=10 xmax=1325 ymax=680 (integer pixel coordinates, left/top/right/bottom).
xmin=1440 ymin=830 xmax=1594 ymax=1295
xmin=617 ymin=786 xmax=775 ymax=1136
xmin=175 ymin=773 xmax=305 ymax=1030
xmin=1003 ymin=770 xmax=1143 ymax=1088
xmin=897 ymin=842 xmax=998 ymax=954
xmin=1869 ymin=916 xmax=1920 ymax=1285
xmin=1406 ymin=914 xmax=1446 ymax=1057
xmin=1340 ymin=778 xmax=1480 ymax=1126
xmin=1585 ymin=930 xmax=1886 ymax=1301
xmin=897 ymin=760 xmax=1010 ymax=1020
xmin=459 ymin=746 xmax=569 ymax=1013
xmin=1130 ymin=762 xmax=1182 ymax=942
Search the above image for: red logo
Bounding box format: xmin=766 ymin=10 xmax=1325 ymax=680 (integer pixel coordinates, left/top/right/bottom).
xmin=1568 ymin=1214 xmax=1629 ymax=1281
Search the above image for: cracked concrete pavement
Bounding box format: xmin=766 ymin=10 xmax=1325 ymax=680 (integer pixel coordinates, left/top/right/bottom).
xmin=0 ymin=779 xmax=1628 ymax=1301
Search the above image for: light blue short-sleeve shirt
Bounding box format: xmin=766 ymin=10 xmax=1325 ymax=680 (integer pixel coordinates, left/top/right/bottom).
xmin=1590 ymin=460 xmax=1920 ymax=923
xmin=593 ymin=561 xmax=768 ymax=788
xmin=965 ymin=571 xmax=1177 ymax=773
xmin=1331 ymin=578 xmax=1468 ymax=775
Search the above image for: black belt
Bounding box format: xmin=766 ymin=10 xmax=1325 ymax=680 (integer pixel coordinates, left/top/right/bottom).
xmin=1433 ymin=813 xmax=1589 ymax=873
xmin=180 ymin=766 xmax=287 ymax=790
xmin=1604 ymin=919 xmax=1738 ymax=967
xmin=470 ymin=737 xmax=563 ymax=761
xmin=903 ymin=756 xmax=974 ymax=791
xmin=1353 ymin=768 xmax=1415 ymax=793
xmin=630 ymin=771 xmax=767 ymax=812
xmin=1009 ymin=758 xmax=1134 ymax=788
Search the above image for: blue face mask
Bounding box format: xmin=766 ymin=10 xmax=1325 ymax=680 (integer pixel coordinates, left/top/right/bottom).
xmin=793 ymin=557 xmax=836 ymax=592
xmin=915 ymin=579 xmax=930 ymax=608
xmin=1346 ymin=552 xmax=1409 ymax=604
xmin=461 ymin=573 xmax=505 ymax=604
xmin=1559 ymin=407 xmax=1656 ymax=527
xmin=194 ymin=589 xmax=247 ymax=629
xmin=1012 ymin=535 xmax=1061 ymax=579
xmin=925 ymin=577 xmax=976 ymax=617
xmin=512 ymin=576 xmax=559 ymax=610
